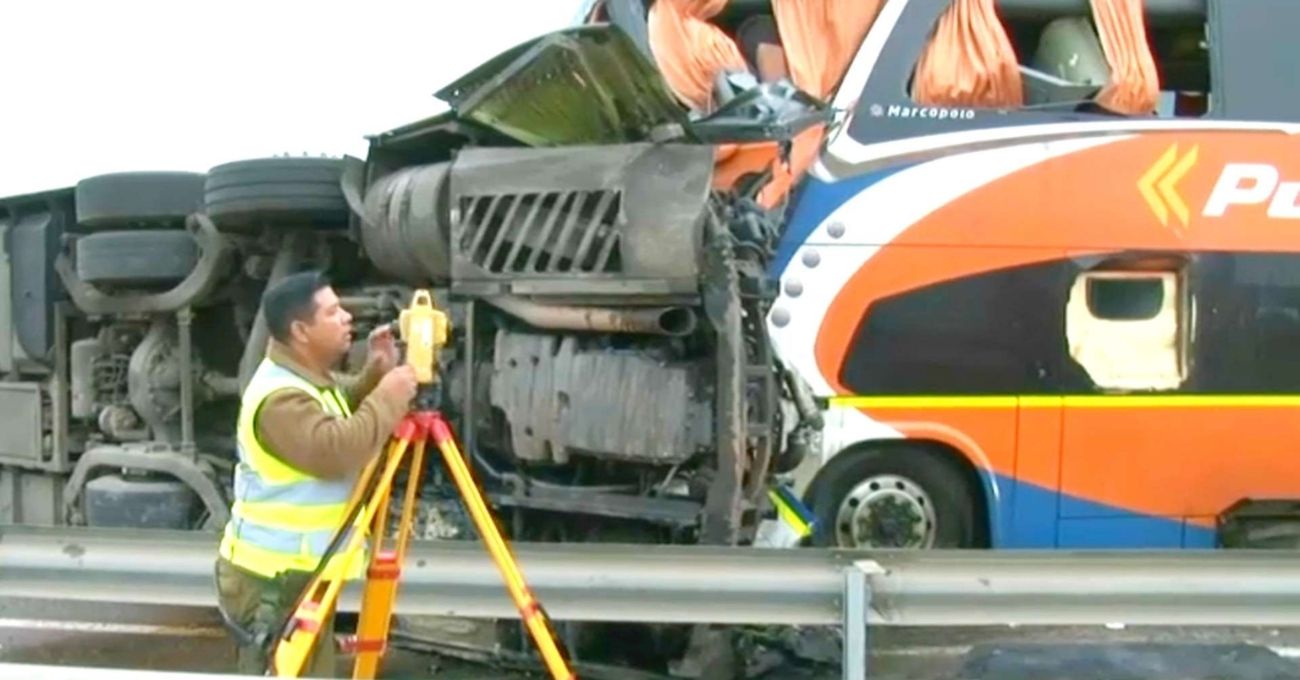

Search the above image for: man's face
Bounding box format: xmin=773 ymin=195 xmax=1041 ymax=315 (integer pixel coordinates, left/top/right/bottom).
xmin=295 ymin=286 xmax=353 ymax=365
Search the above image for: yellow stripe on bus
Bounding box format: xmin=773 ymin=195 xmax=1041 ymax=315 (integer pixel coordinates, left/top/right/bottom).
xmin=829 ymin=395 xmax=1300 ymax=409
xmin=829 ymin=396 xmax=1019 ymax=409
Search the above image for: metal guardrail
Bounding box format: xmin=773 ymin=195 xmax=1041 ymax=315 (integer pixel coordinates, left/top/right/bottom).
xmin=6 ymin=525 xmax=1300 ymax=679
xmin=7 ymin=525 xmax=1300 ymax=626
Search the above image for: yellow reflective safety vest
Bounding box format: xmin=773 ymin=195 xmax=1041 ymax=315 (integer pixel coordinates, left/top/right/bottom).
xmin=218 ymin=358 xmax=367 ymax=581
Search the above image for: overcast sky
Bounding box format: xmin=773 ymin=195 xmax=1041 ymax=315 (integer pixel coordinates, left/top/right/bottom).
xmin=0 ymin=1 xmax=582 ymax=197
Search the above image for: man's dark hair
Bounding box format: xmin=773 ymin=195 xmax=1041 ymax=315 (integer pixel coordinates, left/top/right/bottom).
xmin=263 ymin=270 xmax=330 ymax=344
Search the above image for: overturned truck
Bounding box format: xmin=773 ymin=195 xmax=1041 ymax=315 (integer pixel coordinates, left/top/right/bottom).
xmin=0 ymin=19 xmax=826 ymax=556
xmin=0 ymin=5 xmax=839 ymax=671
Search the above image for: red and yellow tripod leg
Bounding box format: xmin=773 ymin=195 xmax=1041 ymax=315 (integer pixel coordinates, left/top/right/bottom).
xmin=428 ymin=414 xmax=576 ymax=680
xmin=271 ymin=572 xmax=349 ymax=677
xmin=351 ymin=431 xmax=428 ymax=679
xmin=271 ymin=435 xmax=412 ymax=677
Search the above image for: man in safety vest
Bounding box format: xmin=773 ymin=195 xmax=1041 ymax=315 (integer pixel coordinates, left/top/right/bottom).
xmin=215 ymin=270 xmax=417 ymax=676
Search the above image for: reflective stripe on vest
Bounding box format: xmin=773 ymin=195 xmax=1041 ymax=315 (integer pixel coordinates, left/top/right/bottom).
xmin=218 ymin=358 xmax=366 ymax=580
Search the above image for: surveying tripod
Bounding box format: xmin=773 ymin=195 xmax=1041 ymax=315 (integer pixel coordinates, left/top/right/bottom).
xmin=267 ymin=290 xmax=576 ymax=679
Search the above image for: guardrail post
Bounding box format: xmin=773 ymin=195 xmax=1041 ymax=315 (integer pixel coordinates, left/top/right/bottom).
xmin=844 ymin=560 xmax=882 ymax=680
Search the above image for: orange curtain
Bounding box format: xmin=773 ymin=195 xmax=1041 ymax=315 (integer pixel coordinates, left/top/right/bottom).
xmin=912 ymin=0 xmax=1023 ymax=108
xmin=1090 ymin=0 xmax=1160 ymax=115
xmin=646 ymin=0 xmax=749 ymax=113
xmin=773 ymin=0 xmax=885 ymax=98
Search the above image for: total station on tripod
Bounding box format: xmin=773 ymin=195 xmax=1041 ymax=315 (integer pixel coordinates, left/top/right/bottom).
xmin=394 ymin=289 xmax=449 ymax=409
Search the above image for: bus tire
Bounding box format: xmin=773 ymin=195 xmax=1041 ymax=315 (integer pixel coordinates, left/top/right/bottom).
xmin=806 ymin=444 xmax=979 ymax=549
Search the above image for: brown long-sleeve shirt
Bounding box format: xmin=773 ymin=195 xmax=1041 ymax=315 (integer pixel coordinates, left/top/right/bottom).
xmin=253 ymin=341 xmax=407 ymax=480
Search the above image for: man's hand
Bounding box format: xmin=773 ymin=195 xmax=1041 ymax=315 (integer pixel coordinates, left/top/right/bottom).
xmin=377 ymin=364 xmax=418 ymax=405
xmin=367 ymin=323 xmax=399 ymax=373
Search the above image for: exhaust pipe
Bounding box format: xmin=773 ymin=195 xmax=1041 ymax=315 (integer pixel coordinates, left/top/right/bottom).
xmin=484 ymin=296 xmax=698 ymax=337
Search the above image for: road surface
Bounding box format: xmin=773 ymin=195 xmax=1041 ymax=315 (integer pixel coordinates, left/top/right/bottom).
xmin=3 ymin=598 xmax=1300 ymax=678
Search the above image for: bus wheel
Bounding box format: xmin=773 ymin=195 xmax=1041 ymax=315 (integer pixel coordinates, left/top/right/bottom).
xmin=807 ymin=446 xmax=978 ymax=549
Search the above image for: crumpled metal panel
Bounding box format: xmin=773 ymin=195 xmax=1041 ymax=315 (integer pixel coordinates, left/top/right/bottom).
xmin=431 ymin=22 xmax=828 ymax=148
xmin=435 ymin=25 xmax=686 ymax=147
xmin=489 ymin=331 xmax=711 ymax=464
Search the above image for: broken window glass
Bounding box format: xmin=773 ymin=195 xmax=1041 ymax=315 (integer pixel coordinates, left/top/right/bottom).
xmin=1067 ymin=270 xmax=1188 ymax=391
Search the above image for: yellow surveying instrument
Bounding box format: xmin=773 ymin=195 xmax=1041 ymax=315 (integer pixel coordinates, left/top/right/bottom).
xmin=267 ymin=290 xmax=576 ymax=679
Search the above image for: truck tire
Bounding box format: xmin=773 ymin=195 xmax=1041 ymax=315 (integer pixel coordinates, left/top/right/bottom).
xmin=75 ymin=230 xmax=199 ymax=286
xmin=1219 ymin=499 xmax=1300 ymax=549
xmin=805 ymin=445 xmax=980 ymax=549
xmin=203 ymin=157 xmax=348 ymax=230
xmin=74 ymin=172 xmax=206 ymax=229
xmin=84 ymin=474 xmax=199 ymax=529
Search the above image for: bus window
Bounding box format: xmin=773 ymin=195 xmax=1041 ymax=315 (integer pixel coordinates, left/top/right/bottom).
xmin=906 ymin=0 xmax=1210 ymax=118
xmin=1066 ymin=270 xmax=1188 ymax=391
xmin=912 ymin=0 xmax=1024 ymax=109
xmin=1228 ymin=254 xmax=1300 ymax=390
xmin=839 ymin=258 xmax=1064 ymax=395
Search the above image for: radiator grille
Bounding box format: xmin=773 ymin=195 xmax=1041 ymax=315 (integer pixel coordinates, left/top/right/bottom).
xmin=457 ymin=190 xmax=623 ymax=275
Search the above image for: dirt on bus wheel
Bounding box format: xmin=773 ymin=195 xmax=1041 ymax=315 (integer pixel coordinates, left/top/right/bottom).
xmin=805 ymin=443 xmax=985 ymax=549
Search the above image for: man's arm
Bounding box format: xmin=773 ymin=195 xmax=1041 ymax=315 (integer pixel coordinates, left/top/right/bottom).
xmin=334 ymin=356 xmax=386 ymax=410
xmin=254 ymin=385 xmax=406 ymax=480
xmin=336 ymin=322 xmax=399 ymax=409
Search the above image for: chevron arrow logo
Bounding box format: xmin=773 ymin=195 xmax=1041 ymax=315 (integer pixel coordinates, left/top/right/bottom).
xmin=1138 ymin=143 xmax=1199 ymax=229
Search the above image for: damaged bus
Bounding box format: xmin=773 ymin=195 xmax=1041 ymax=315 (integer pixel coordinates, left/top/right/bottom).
xmin=746 ymin=0 xmax=1300 ymax=552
